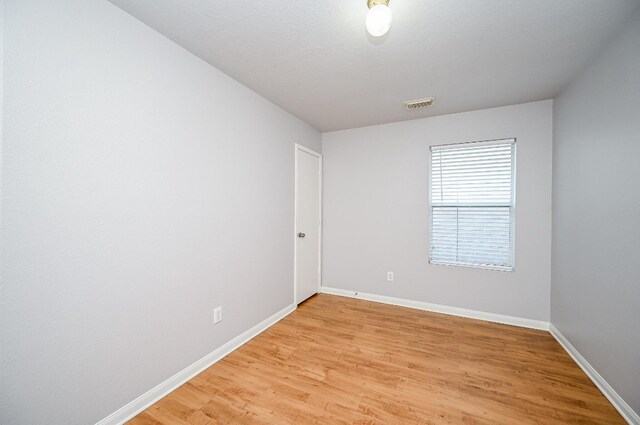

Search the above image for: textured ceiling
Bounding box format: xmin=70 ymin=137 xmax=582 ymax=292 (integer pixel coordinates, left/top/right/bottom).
xmin=108 ymin=0 xmax=640 ymax=132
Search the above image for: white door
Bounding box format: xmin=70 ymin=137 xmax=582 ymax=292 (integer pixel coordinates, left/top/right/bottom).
xmin=295 ymin=144 xmax=321 ymax=304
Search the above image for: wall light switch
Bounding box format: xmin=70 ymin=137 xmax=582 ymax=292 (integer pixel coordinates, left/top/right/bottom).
xmin=214 ymin=306 xmax=223 ymax=324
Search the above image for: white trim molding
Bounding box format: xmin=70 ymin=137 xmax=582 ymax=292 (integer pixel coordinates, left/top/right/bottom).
xmin=549 ymin=324 xmax=640 ymax=425
xmin=320 ymin=286 xmax=549 ymax=331
xmin=95 ymin=303 xmax=296 ymax=425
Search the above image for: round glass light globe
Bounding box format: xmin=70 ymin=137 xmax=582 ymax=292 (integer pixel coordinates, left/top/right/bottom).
xmin=366 ymin=4 xmax=392 ymax=37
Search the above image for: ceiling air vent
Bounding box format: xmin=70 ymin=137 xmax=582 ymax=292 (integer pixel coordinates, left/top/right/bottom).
xmin=403 ymin=97 xmax=435 ymax=110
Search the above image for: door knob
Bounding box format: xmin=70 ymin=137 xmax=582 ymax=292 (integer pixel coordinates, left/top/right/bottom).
xmin=297 ymin=232 xmax=306 ymax=238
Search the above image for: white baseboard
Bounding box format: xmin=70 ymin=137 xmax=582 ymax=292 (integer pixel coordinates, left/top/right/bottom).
xmin=549 ymin=324 xmax=639 ymax=425
xmin=95 ymin=303 xmax=296 ymax=425
xmin=320 ymin=286 xmax=549 ymax=331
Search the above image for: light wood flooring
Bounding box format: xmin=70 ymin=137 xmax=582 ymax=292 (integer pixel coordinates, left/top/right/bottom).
xmin=129 ymin=294 xmax=625 ymax=424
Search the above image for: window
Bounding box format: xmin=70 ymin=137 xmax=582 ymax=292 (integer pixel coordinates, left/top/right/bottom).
xmin=429 ymin=139 xmax=516 ymax=271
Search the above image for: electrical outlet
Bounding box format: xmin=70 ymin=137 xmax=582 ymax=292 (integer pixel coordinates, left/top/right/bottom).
xmin=387 ymin=271 xmax=394 ymax=282
xmin=213 ymin=306 xmax=223 ymax=324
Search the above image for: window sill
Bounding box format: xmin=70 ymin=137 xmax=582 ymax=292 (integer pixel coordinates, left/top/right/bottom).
xmin=429 ymin=260 xmax=514 ymax=272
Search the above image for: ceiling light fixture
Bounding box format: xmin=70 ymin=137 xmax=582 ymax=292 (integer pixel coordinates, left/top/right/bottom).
xmin=366 ymin=0 xmax=392 ymax=37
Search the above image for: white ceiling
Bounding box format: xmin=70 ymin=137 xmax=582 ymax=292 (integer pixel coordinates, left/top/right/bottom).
xmin=108 ymin=0 xmax=640 ymax=132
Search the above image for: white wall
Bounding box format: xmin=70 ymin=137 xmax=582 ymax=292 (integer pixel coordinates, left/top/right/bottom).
xmin=552 ymin=10 xmax=640 ymax=415
xmin=0 ymin=1 xmax=320 ymax=424
xmin=322 ymin=100 xmax=552 ymax=321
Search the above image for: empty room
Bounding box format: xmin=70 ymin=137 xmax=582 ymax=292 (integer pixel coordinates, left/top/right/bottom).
xmin=1 ymin=0 xmax=639 ymax=424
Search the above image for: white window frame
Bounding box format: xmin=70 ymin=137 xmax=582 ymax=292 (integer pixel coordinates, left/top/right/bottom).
xmin=428 ymin=138 xmax=517 ymax=272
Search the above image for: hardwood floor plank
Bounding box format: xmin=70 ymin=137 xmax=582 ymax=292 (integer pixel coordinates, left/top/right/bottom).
xmin=128 ymin=294 xmax=625 ymax=424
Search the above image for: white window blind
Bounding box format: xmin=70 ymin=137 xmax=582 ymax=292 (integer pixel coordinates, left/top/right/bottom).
xmin=429 ymin=139 xmax=516 ymax=271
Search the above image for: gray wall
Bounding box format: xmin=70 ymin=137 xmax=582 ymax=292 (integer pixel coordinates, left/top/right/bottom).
xmin=322 ymin=100 xmax=553 ymax=321
xmin=551 ymin=11 xmax=640 ymax=414
xmin=0 ymin=1 xmax=320 ymax=424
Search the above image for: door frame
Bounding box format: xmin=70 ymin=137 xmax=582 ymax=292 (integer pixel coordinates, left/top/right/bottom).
xmin=293 ymin=143 xmax=323 ymax=305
